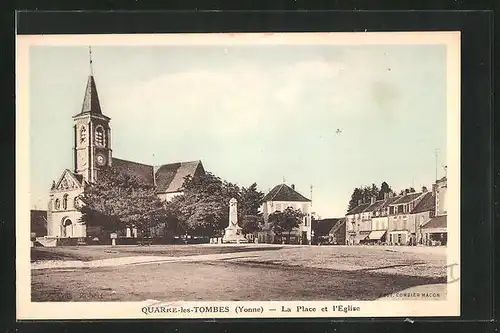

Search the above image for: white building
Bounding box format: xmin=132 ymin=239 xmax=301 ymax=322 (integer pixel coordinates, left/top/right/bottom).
xmin=258 ymin=184 xmax=312 ymax=244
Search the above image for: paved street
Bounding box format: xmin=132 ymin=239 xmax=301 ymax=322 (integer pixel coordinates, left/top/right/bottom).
xmin=31 ymin=244 xmax=447 ymax=302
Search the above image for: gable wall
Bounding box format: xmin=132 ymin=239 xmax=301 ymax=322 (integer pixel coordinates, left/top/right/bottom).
xmin=48 ymin=171 xmax=85 ymax=237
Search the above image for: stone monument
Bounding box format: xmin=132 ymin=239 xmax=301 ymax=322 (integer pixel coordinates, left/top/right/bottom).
xmin=222 ymin=198 xmax=247 ymax=243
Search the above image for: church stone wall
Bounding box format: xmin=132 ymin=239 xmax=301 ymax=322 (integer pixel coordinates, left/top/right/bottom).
xmin=48 ymin=210 xmax=85 ymax=238
xmin=48 ymin=187 xmax=84 ymax=237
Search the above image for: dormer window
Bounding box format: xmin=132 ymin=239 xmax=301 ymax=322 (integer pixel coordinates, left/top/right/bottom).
xmin=95 ymin=126 xmax=104 ymax=146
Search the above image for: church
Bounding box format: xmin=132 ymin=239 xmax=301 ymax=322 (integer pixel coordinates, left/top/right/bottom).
xmin=46 ymin=56 xmax=205 ymax=240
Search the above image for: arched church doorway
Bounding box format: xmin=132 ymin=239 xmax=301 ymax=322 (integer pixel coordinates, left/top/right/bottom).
xmin=62 ymin=218 xmax=73 ymax=238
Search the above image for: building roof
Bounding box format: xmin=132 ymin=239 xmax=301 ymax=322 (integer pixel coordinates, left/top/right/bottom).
xmin=363 ymin=200 xmax=386 ymax=213
xmin=111 ymin=158 xmax=204 ymax=193
xmin=73 ymin=173 xmax=84 ymax=184
xmin=31 ymin=209 xmax=47 ymax=220
xmin=346 ymin=203 xmax=370 ymax=215
xmin=380 ymin=196 xmax=401 ymax=209
xmin=262 ymin=184 xmax=311 ymax=202
xmin=155 ymin=160 xmax=204 ymax=193
xmin=411 ymin=192 xmax=435 ymax=214
xmin=52 ymin=169 xmax=85 ymax=191
xmin=421 ymin=215 xmax=447 ymax=229
xmin=329 ymin=218 xmax=346 ymax=234
xmin=391 ymin=192 xmax=422 ymax=205
xmin=79 ymin=75 xmax=102 ymax=115
xmin=312 ymin=218 xmax=343 ymax=236
xmin=112 ymin=157 xmax=155 ymax=187
xmin=31 ymin=210 xmax=47 ymax=236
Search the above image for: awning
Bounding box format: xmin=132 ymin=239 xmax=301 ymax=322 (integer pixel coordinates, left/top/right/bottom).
xmin=421 ymin=215 xmax=447 ymax=230
xmin=390 ymin=230 xmax=410 ymax=235
xmin=368 ymin=230 xmax=386 ymax=240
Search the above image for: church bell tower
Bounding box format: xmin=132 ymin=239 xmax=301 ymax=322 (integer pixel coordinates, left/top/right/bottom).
xmin=73 ymin=47 xmax=112 ymax=183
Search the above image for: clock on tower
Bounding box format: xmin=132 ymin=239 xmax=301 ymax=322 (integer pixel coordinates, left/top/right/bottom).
xmin=96 ymin=153 xmax=106 ymax=166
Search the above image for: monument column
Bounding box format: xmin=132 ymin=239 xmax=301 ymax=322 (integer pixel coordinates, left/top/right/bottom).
xmin=222 ymin=198 xmax=247 ymax=244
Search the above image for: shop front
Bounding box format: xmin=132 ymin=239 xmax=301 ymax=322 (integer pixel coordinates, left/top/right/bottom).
xmin=420 ymin=215 xmax=447 ymax=246
xmin=354 ymin=231 xmax=370 ymax=245
xmin=365 ymin=230 xmax=387 ymax=245
xmin=389 ymin=230 xmax=410 ymax=245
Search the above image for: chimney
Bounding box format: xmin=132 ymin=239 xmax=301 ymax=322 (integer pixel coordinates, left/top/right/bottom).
xmin=371 ymin=196 xmax=376 ymax=204
xmin=432 ymin=183 xmax=437 ymax=196
xmin=422 ymin=186 xmax=428 ymax=193
xmin=291 ymin=184 xmax=295 ymax=190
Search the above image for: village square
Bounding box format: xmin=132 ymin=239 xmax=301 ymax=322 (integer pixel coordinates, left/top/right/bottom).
xmin=29 ymin=46 xmax=449 ymax=302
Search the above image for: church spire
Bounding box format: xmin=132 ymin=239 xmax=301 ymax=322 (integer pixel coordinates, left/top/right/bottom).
xmin=79 ymin=46 xmax=102 ymax=115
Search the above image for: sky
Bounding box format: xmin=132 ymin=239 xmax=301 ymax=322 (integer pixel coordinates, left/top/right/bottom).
xmin=28 ymin=42 xmax=447 ymax=217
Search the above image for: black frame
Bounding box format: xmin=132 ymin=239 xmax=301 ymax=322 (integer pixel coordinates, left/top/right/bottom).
xmin=3 ymin=8 xmax=495 ymax=333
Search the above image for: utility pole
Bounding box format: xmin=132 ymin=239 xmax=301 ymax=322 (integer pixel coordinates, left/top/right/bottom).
xmin=435 ymin=149 xmax=439 ymax=181
xmin=310 ymin=185 xmax=313 ymax=205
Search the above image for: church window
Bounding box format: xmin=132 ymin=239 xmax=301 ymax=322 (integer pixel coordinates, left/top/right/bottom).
xmin=73 ymin=197 xmax=79 ymax=209
xmin=80 ymin=126 xmax=87 ymax=143
xmin=54 ymin=199 xmax=60 ymax=210
xmin=62 ymin=194 xmax=68 ymax=210
xmin=95 ymin=126 xmax=105 ymax=146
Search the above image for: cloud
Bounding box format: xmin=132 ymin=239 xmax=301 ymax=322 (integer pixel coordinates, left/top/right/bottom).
xmin=105 ymin=53 xmax=404 ymax=146
xmin=108 ymin=66 xmax=272 ymax=137
xmin=107 ymin=59 xmax=350 ymax=139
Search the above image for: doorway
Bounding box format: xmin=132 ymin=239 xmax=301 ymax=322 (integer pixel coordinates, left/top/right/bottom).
xmin=63 ymin=219 xmax=73 ymax=238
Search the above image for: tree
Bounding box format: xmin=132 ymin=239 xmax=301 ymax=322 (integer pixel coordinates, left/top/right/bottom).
xmin=361 ymin=184 xmax=379 ymax=202
xmin=268 ymin=206 xmax=305 ymax=244
xmin=347 ymin=187 xmax=363 ymax=211
xmin=397 ymin=187 xmax=416 ymax=196
xmin=77 ymin=167 xmax=167 ymax=237
xmin=348 ymin=181 xmax=396 ymax=212
xmin=405 ymin=187 xmax=416 ymax=194
xmin=377 ymin=181 xmax=393 ymax=200
xmin=240 ymin=215 xmax=264 ymax=235
xmin=239 ymin=183 xmax=265 ymax=235
xmin=239 ymin=183 xmax=264 ymax=217
xmin=165 ymin=172 xmax=236 ymax=237
xmin=166 ymin=174 xmax=267 ymax=238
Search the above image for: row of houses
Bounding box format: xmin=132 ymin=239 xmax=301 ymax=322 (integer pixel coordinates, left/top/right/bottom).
xmin=345 ymin=177 xmax=448 ymax=246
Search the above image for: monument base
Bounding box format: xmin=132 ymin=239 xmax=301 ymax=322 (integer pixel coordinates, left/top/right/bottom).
xmin=222 ymin=226 xmax=248 ymax=244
